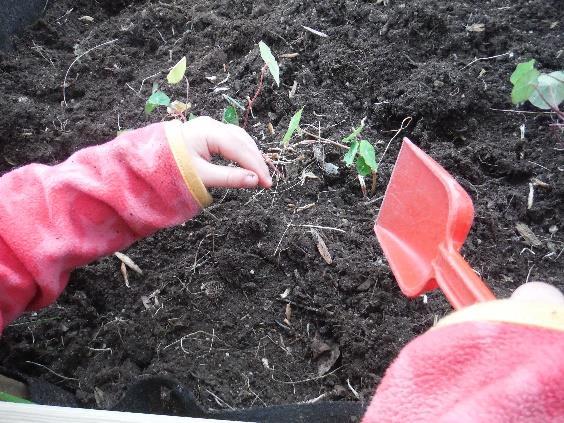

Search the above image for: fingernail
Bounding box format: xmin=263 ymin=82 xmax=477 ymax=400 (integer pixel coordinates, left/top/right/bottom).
xmin=245 ymin=173 xmax=257 ymax=185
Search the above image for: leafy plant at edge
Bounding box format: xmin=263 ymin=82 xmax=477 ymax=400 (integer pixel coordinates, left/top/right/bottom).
xmin=243 ymin=41 xmax=280 ymax=128
xmin=342 ymin=120 xmax=378 ymax=196
xmin=223 ymin=105 xmax=239 ymax=126
xmin=282 ymin=107 xmax=304 ymax=146
xmin=145 ymin=57 xmax=190 ymax=118
xmin=222 ymin=94 xmax=245 ymax=126
xmin=510 ymin=59 xmax=564 ymax=121
xmin=258 ymin=41 xmax=280 ymax=87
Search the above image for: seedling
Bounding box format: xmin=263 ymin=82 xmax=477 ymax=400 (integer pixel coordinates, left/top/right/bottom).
xmin=342 ymin=120 xmax=378 ymax=196
xmin=511 ymin=59 xmax=564 ymax=120
xmin=222 ymin=105 xmax=239 ymax=126
xmin=282 ymin=107 xmax=304 ymax=145
xmin=222 ymin=94 xmax=245 ymax=126
xmin=145 ymin=56 xmax=190 ymax=120
xmin=243 ymin=41 xmax=280 ymax=128
xmin=145 ymin=86 xmax=170 ymax=114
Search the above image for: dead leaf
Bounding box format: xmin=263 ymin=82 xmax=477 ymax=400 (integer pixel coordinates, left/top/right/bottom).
xmin=531 ymin=178 xmax=550 ymax=189
xmin=79 ymin=16 xmax=95 ymax=22
xmin=285 ymin=304 xmax=292 ymax=322
xmin=280 ymin=53 xmax=299 ymax=59
xmin=466 ymin=23 xmax=485 ymax=32
xmin=301 ymin=171 xmax=320 ymax=185
xmin=311 ymin=334 xmax=340 ymax=376
xmin=310 ymin=229 xmax=333 ymax=264
xmin=120 ymin=262 xmax=130 ymax=288
xmin=267 ymin=122 xmax=275 ymax=135
xmin=289 ymin=80 xmax=298 ymax=99
xmin=356 ymin=280 xmax=373 ymax=292
xmin=311 ymin=335 xmax=332 ymax=359
xmin=167 ymin=100 xmax=190 ymax=115
xmin=515 ymin=223 xmax=542 ymax=247
xmin=141 ymin=296 xmax=152 ymax=310
xmin=317 ymin=345 xmax=340 ymax=376
xmin=296 ymin=203 xmax=316 ymax=212
xmin=94 ymin=387 xmax=106 ymax=408
xmin=114 ymin=252 xmax=143 ymax=275
xmin=280 ymin=288 xmax=291 ymax=299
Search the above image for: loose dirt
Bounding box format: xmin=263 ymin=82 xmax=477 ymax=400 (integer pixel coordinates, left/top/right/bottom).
xmin=0 ymin=0 xmax=562 ymax=412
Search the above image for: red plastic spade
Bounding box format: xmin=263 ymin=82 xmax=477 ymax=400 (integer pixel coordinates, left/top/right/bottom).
xmin=374 ymin=138 xmax=495 ymax=309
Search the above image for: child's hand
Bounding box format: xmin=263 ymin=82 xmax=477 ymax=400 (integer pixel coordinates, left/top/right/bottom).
xmin=180 ymin=117 xmax=273 ymax=189
xmin=511 ymin=282 xmax=564 ymax=305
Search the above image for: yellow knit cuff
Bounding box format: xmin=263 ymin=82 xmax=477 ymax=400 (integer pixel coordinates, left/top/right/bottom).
xmin=163 ymin=120 xmax=213 ymax=209
xmin=434 ymin=299 xmax=564 ymax=332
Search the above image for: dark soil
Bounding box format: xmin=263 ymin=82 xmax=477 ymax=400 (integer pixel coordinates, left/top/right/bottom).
xmin=1 ymin=0 xmax=563 ymax=413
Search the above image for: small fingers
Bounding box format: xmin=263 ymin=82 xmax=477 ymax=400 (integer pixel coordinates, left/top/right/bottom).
xmin=185 ymin=118 xmax=272 ymax=188
xmin=195 ymin=159 xmax=261 ymax=189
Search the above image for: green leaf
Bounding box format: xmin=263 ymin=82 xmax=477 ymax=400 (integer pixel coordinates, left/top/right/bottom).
xmin=188 ymin=113 xmax=197 ymax=121
xmin=0 ymin=391 xmax=33 ymax=404
xmin=359 ymin=140 xmax=378 ymax=172
xmin=510 ymin=60 xmax=540 ymax=104
xmin=167 ymin=57 xmax=187 ymax=85
xmin=528 ymin=71 xmax=564 ymax=110
xmin=356 ymin=156 xmax=373 ymax=177
xmin=510 ymin=59 xmax=536 ymax=85
xmin=223 ymin=105 xmax=239 ymax=125
xmin=282 ymin=107 xmax=303 ymax=145
xmin=222 ymin=94 xmax=246 ymax=111
xmin=343 ymin=141 xmax=359 ymax=166
xmin=511 ymin=69 xmax=540 ymax=104
xmin=342 ymin=122 xmax=365 ymax=143
xmin=145 ymin=91 xmax=171 ymax=114
xmin=259 ymin=41 xmax=280 ymax=86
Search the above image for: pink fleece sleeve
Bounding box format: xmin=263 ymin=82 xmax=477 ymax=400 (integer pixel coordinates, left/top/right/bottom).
xmin=0 ymin=122 xmax=205 ymax=331
xmin=362 ymin=315 xmax=564 ymax=422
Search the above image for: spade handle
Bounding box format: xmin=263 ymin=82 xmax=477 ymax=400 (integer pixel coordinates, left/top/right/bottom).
xmin=433 ymin=245 xmax=496 ymax=309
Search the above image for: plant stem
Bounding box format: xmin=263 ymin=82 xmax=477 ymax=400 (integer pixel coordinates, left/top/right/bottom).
xmin=297 ymin=132 xmax=349 ymax=149
xmin=370 ymin=171 xmax=378 ymax=196
xmin=533 ymin=87 xmax=564 ymax=121
xmin=243 ymin=64 xmax=268 ymax=129
xmin=358 ymin=174 xmax=367 ymax=198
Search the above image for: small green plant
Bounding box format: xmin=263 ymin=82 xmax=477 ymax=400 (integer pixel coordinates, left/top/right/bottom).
xmin=221 ymin=94 xmax=245 ymax=126
xmin=510 ymin=59 xmax=564 ymax=120
xmin=258 ymin=41 xmax=280 ymax=87
xmin=145 ymin=56 xmax=190 ymax=120
xmin=282 ymin=107 xmax=304 ymax=146
xmin=145 ymin=87 xmax=171 ymax=114
xmin=243 ymin=41 xmax=280 ymax=128
xmin=342 ymin=120 xmax=378 ymax=196
xmin=222 ymin=105 xmax=239 ymax=125
xmin=167 ymin=56 xmax=187 ymax=84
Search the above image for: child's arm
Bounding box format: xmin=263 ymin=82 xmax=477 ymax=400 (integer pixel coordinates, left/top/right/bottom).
xmin=0 ymin=118 xmax=271 ymax=331
xmin=362 ymin=283 xmax=564 ymax=422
